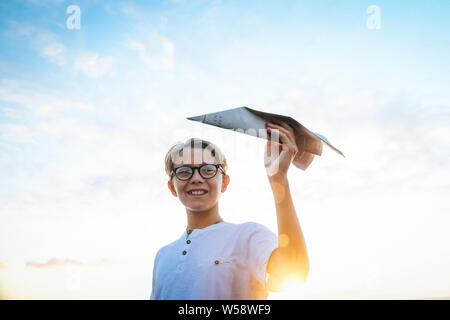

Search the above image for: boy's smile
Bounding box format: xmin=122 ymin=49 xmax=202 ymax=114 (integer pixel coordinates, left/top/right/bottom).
xmin=186 ymin=188 xmax=208 ymax=196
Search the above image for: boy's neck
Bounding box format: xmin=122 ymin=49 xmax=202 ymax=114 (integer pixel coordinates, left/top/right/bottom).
xmin=186 ymin=205 xmax=223 ymax=230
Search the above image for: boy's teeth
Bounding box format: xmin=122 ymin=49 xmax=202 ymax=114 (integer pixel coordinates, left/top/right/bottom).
xmin=189 ymin=190 xmax=207 ymax=195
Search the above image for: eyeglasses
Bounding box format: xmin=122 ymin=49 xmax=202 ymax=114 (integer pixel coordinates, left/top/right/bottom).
xmin=171 ymin=164 xmax=225 ymax=181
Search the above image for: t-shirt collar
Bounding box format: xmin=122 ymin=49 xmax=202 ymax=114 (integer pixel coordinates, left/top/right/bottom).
xmin=183 ymin=221 xmax=226 ymax=239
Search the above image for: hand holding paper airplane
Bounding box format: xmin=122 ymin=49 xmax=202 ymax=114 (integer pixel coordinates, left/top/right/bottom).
xmin=265 ymin=120 xmax=300 ymax=178
xmin=187 ymin=106 xmax=345 ymax=170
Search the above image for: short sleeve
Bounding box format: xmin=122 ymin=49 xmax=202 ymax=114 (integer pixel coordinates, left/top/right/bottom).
xmin=244 ymin=222 xmax=279 ymax=288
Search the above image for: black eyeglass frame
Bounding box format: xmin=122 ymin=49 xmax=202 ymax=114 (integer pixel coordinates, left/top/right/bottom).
xmin=170 ymin=164 xmax=226 ymax=181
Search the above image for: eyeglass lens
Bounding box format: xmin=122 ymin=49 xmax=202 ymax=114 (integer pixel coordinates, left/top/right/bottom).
xmin=175 ymin=164 xmax=218 ymax=180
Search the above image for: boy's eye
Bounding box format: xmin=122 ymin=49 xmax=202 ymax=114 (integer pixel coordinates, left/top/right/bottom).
xmin=200 ymin=165 xmax=217 ymax=176
xmin=175 ymin=167 xmax=192 ymax=177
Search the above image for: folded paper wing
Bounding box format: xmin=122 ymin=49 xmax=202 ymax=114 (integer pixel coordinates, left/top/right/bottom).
xmin=187 ymin=106 xmax=344 ymax=170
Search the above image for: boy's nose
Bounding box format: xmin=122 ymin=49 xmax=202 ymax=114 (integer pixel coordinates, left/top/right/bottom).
xmin=190 ymin=167 xmax=204 ymax=181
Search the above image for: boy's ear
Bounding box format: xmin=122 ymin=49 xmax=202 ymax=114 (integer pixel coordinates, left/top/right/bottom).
xmin=168 ymin=180 xmax=178 ymax=197
xmin=221 ymin=174 xmax=230 ymax=193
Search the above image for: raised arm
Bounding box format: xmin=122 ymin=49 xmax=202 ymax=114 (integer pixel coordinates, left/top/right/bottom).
xmin=264 ymin=120 xmax=310 ymax=291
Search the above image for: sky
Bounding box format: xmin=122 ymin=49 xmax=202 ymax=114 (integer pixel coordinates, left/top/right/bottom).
xmin=0 ymin=0 xmax=449 ymax=299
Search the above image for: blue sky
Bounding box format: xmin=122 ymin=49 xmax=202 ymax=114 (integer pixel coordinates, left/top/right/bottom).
xmin=0 ymin=0 xmax=450 ymax=299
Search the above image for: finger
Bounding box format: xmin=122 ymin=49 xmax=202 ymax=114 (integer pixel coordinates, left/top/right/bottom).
xmin=267 ymin=125 xmax=296 ymax=147
xmin=266 ymin=127 xmax=281 ymax=144
xmin=265 ymin=139 xmax=282 ymax=160
xmin=265 ymin=139 xmax=271 ymax=157
xmin=267 ymin=122 xmax=295 ymax=140
xmin=268 ymin=128 xmax=295 ymax=151
xmin=270 ymin=120 xmax=295 ymax=136
xmin=271 ymin=129 xmax=298 ymax=157
xmin=267 ymin=128 xmax=282 ymax=146
xmin=266 ymin=133 xmax=283 ymax=157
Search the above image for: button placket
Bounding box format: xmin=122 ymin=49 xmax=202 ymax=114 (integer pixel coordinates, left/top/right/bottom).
xmin=182 ymin=228 xmax=193 ymax=256
xmin=177 ymin=228 xmax=196 ymax=273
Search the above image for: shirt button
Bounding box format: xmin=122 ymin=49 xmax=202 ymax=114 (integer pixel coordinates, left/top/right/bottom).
xmin=214 ymin=260 xmax=219 ymax=265
xmin=182 ymin=250 xmax=187 ymax=255
xmin=187 ymin=229 xmax=193 ymax=235
xmin=186 ymin=240 xmax=191 ymax=244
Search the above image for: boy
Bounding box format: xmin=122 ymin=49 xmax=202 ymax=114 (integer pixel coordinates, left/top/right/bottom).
xmin=150 ymin=121 xmax=309 ymax=299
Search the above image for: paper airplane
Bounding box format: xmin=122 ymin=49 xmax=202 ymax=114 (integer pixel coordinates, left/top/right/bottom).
xmin=187 ymin=106 xmax=344 ymax=170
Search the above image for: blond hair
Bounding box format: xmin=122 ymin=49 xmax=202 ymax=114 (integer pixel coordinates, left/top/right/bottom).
xmin=164 ymin=138 xmax=228 ymax=178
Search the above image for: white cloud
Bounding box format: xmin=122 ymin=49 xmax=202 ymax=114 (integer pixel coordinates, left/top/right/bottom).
xmin=0 ymin=123 xmax=37 ymax=145
xmin=25 ymin=258 xmax=112 ymax=268
xmin=7 ymin=20 xmax=34 ymax=36
xmin=126 ymin=32 xmax=175 ymax=71
xmin=24 ymin=0 xmax=65 ymax=6
xmin=33 ymin=32 xmax=67 ymax=66
xmin=0 ymin=169 xmax=165 ymax=218
xmin=38 ymin=42 xmax=66 ymax=65
xmin=119 ymin=2 xmax=140 ymax=17
xmin=39 ymin=118 xmax=124 ymax=141
xmin=6 ymin=21 xmax=120 ymax=75
xmin=6 ymin=22 xmax=67 ymax=66
xmin=0 ymin=79 xmax=94 ymax=118
xmin=73 ymin=52 xmax=116 ymax=78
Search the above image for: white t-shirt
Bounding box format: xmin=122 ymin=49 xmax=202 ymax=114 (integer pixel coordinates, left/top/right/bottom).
xmin=150 ymin=221 xmax=279 ymax=300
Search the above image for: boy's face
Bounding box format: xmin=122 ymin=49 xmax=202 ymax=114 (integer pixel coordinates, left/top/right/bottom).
xmin=167 ymin=147 xmax=230 ymax=212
